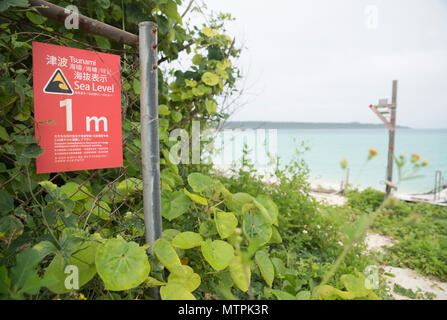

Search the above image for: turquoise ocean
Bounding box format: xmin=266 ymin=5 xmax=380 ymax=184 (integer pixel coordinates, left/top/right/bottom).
xmin=275 ymin=128 xmax=447 ymax=194
xmin=212 ymin=128 xmax=447 ymax=194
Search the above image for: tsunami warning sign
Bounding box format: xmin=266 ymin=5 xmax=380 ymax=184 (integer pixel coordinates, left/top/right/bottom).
xmin=32 ymin=41 xmax=123 ymax=174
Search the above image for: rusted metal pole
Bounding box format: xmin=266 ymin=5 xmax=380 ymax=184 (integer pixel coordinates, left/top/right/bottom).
xmin=385 ymin=80 xmax=398 ymax=196
xmin=28 ymin=0 xmax=139 ymax=47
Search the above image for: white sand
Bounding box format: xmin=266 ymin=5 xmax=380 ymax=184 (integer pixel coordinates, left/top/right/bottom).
xmin=382 ymin=266 xmax=447 ymax=300
xmin=310 ymin=191 xmax=347 ymax=206
xmin=365 ymin=233 xmax=396 ymax=254
xmin=365 ymin=233 xmax=447 ymax=300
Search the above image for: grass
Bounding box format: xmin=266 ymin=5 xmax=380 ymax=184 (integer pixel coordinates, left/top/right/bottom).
xmin=346 ymin=188 xmax=447 ymax=281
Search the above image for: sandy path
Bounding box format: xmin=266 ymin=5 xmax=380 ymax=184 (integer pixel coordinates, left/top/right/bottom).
xmin=310 ymin=191 xmax=347 ymax=206
xmin=365 ymin=233 xmax=447 ymax=300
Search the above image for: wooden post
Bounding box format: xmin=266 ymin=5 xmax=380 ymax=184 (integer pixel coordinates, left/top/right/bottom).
xmin=369 ymin=80 xmax=398 ymax=197
xmin=385 ymin=80 xmax=398 ymax=196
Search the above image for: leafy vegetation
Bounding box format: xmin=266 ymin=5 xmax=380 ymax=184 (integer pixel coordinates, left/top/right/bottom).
xmin=346 ymin=189 xmax=447 ymax=282
xmin=1 ymin=0 xmax=444 ymax=301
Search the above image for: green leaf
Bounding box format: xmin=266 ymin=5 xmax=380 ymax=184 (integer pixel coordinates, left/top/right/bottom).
xmin=42 ymin=208 xmax=57 ymax=226
xmin=192 ymin=54 xmax=203 ymax=65
xmin=242 ymin=212 xmax=272 ymax=244
xmin=202 ymin=27 xmax=218 ymax=37
xmin=172 ymin=232 xmax=203 ymax=249
xmin=201 ymin=239 xmax=234 ymax=271
xmin=201 ymin=72 xmax=219 ymax=86
xmin=10 ymin=248 xmax=43 ymax=291
xmin=159 ymin=104 xmax=171 ymax=115
xmin=0 ymin=266 xmax=10 ymax=294
xmin=155 ymin=14 xmax=170 ymax=34
xmin=84 ymin=199 xmax=111 ymax=220
xmin=26 ymin=11 xmax=46 ymax=25
xmin=296 ymin=290 xmax=311 ymax=300
xmin=0 ymin=0 xmax=29 ymax=12
xmin=167 ymin=265 xmax=201 ymax=292
xmin=256 ymin=195 xmax=279 ymax=226
xmin=255 ymin=251 xmax=274 ymax=287
xmin=229 ymin=256 xmax=250 ymax=292
xmin=95 ymin=238 xmax=150 ymax=291
xmin=199 ymin=220 xmax=217 ymax=237
xmin=0 ymin=215 xmax=23 ymax=242
xmin=164 ymin=0 xmax=182 ymax=25
xmin=270 ymin=289 xmax=297 ymax=300
xmin=97 ymin=0 xmax=110 ymax=9
xmin=205 ymin=99 xmax=217 ymax=114
xmin=161 ymin=190 xmax=191 ymax=221
xmin=0 ymin=125 xmax=10 ymax=141
xmin=0 ymin=190 xmax=14 ymax=215
xmin=160 ymin=283 xmax=195 ymax=300
xmin=45 ymin=238 xmax=100 ymax=294
xmin=171 ymin=111 xmax=182 ymax=123
xmin=94 ymin=35 xmax=111 ymax=49
xmin=340 ymin=273 xmax=372 ymax=298
xmin=215 ymin=211 xmax=238 ymax=239
xmin=162 ymin=229 xmax=180 ymax=242
xmin=60 ymin=182 xmax=90 ymax=201
xmin=153 ymin=238 xmax=185 ymax=275
xmin=144 ymin=276 xmax=166 ymax=287
xmin=33 ymin=240 xmax=58 ymax=258
xmin=271 ymin=226 xmax=282 ymax=243
xmin=117 ymin=177 xmax=143 ymax=194
xmin=133 ymin=78 xmax=140 ymax=95
xmin=271 ymin=257 xmax=286 ymax=277
xmin=185 ymin=79 xmax=197 ymax=87
xmin=23 ymin=143 xmax=44 ymax=158
xmin=183 ymin=189 xmax=208 ymax=206
xmin=38 ymin=180 xmax=57 ymax=191
xmin=224 ymin=192 xmax=253 ymax=213
xmin=252 ymin=199 xmax=273 ymax=225
xmin=187 ymin=172 xmax=213 ymax=193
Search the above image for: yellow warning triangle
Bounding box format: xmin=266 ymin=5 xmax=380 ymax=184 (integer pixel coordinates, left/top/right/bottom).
xmin=43 ymin=69 xmax=73 ymax=95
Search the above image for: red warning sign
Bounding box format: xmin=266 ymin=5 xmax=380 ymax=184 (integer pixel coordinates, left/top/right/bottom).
xmin=32 ymin=42 xmax=123 ymax=173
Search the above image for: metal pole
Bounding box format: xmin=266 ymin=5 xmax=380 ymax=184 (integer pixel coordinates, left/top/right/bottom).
xmin=435 ymin=171 xmax=441 ymax=201
xmin=385 ymin=80 xmax=398 ymax=197
xmin=28 ymin=0 xmax=139 ymax=47
xmin=139 ymin=22 xmax=162 ymax=250
xmin=139 ymin=22 xmax=162 ymax=300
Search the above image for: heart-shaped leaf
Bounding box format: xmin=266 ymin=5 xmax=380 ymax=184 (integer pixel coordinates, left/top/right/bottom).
xmin=95 ymin=238 xmax=150 ymax=291
xmin=167 ymin=265 xmax=201 ymax=292
xmin=161 ymin=190 xmax=191 ymax=221
xmin=172 ymin=232 xmax=203 ymax=249
xmin=255 ymin=251 xmax=274 ymax=287
xmin=201 ymin=239 xmax=234 ymax=271
xmin=201 ymin=72 xmax=219 ymax=86
xmin=160 ymin=282 xmax=195 ymax=300
xmin=215 ymin=211 xmax=238 ymax=239
xmin=153 ymin=238 xmax=185 ymax=275
xmin=229 ymin=256 xmax=251 ymax=292
xmin=44 ymin=238 xmax=100 ymax=294
xmin=187 ymin=172 xmax=213 ymax=193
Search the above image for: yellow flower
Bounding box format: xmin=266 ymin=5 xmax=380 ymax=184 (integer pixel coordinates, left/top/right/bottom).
xmin=422 ymin=160 xmax=429 ymax=166
xmin=411 ymin=153 xmax=420 ymax=163
xmin=340 ymin=158 xmax=348 ymax=169
xmin=368 ymin=148 xmax=378 ymax=160
xmin=79 ymin=293 xmax=87 ymax=300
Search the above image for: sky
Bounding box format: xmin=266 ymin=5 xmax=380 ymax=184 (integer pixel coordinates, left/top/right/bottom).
xmin=188 ymin=0 xmax=447 ymax=129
